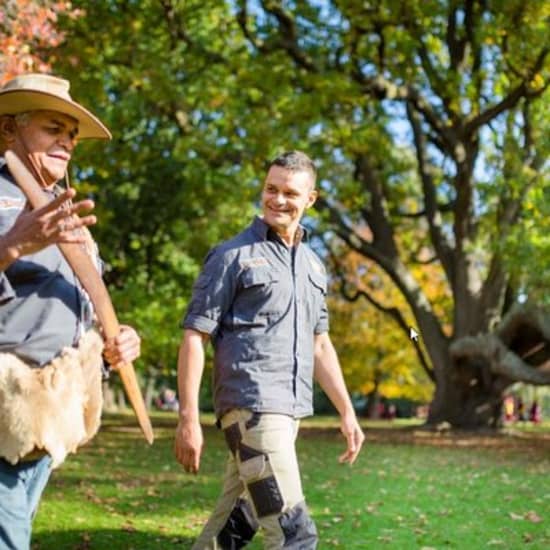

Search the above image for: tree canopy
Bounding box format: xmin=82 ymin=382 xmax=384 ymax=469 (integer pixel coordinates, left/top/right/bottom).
xmin=6 ymin=0 xmax=549 ymax=424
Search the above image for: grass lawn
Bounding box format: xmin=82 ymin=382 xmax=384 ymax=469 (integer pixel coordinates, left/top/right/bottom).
xmin=32 ymin=412 xmax=550 ymax=549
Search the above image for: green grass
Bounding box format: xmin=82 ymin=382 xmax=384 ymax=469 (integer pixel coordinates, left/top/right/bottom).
xmin=31 ymin=412 xmax=550 ymax=549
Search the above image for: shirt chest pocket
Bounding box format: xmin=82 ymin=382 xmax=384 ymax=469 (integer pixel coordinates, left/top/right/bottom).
xmin=231 ymin=267 xmax=283 ymax=327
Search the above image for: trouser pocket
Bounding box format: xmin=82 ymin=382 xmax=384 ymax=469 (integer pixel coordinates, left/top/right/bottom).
xmin=236 ymin=435 xmax=284 ymax=518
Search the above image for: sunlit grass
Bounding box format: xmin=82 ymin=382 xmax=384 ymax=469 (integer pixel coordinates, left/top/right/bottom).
xmin=32 ymin=412 xmax=549 ymax=549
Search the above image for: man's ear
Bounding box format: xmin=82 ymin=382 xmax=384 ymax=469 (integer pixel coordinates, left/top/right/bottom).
xmin=307 ymin=188 xmax=318 ymax=209
xmin=0 ymin=116 xmax=17 ymax=145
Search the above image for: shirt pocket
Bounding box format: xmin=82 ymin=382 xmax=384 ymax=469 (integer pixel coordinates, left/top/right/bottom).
xmin=231 ymin=267 xmax=282 ymax=328
xmin=240 ymin=267 xmax=277 ymax=289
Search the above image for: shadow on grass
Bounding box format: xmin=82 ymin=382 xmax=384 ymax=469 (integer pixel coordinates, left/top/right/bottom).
xmin=32 ymin=529 xmax=194 ymax=549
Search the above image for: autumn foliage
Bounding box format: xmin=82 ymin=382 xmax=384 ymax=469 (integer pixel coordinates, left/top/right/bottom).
xmin=0 ymin=0 xmax=82 ymax=83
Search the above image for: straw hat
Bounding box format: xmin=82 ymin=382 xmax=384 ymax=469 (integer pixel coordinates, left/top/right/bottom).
xmin=0 ymin=73 xmax=111 ymax=140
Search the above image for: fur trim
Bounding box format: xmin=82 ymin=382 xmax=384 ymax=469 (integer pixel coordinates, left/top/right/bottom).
xmin=0 ymin=330 xmax=104 ymax=468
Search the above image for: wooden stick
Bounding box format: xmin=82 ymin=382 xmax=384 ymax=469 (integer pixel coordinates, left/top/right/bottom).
xmin=5 ymin=150 xmax=154 ymax=444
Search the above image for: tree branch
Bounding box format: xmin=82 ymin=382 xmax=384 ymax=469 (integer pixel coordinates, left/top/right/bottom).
xmin=258 ymin=0 xmax=318 ymax=72
xmin=450 ymin=333 xmax=550 ymax=385
xmin=327 ymin=249 xmax=435 ymax=382
xmin=464 ymin=47 xmax=549 ymax=134
xmin=354 ymin=154 xmax=399 ymax=258
xmin=390 ymin=200 xmax=455 ymax=219
xmin=407 ymin=102 xmax=455 ymax=282
xmin=158 ymin=0 xmax=226 ymax=63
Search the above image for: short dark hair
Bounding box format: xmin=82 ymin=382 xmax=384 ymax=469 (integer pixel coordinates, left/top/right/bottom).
xmin=269 ymin=150 xmax=317 ymax=182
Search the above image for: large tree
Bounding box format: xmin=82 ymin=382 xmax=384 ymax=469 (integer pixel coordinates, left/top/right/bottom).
xmin=52 ymin=0 xmax=550 ymax=426
xmin=227 ymin=0 xmax=550 ymax=427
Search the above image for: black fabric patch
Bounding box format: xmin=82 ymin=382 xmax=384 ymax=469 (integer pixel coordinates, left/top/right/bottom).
xmin=239 ymin=442 xmax=264 ymax=463
xmin=223 ymin=422 xmax=242 ymax=455
xmin=245 ymin=411 xmax=261 ymax=430
xmin=279 ymin=501 xmax=318 ymax=548
xmin=216 ymin=497 xmax=259 ymax=549
xmin=247 ymin=475 xmax=284 ymax=518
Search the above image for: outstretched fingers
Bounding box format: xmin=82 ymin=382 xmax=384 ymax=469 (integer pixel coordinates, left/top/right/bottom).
xmin=42 ymin=192 xmax=96 ymax=239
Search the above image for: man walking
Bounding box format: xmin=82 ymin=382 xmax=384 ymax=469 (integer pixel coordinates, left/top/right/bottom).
xmin=175 ymin=150 xmax=364 ymax=548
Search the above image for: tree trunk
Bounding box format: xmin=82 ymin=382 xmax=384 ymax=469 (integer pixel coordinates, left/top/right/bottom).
xmin=427 ymin=366 xmax=505 ymax=428
xmin=365 ymin=388 xmax=382 ymax=419
xmin=427 ymin=305 xmax=550 ymax=428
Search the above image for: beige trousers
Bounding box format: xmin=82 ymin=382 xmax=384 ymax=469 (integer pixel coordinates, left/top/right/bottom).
xmin=192 ymin=409 xmax=317 ymax=549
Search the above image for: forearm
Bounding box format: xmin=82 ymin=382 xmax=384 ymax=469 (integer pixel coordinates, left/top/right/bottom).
xmin=314 ymin=332 xmax=365 ymax=464
xmin=314 ymin=333 xmax=355 ymax=417
xmin=0 ymin=235 xmax=19 ymax=271
xmin=177 ymin=329 xmax=207 ymax=422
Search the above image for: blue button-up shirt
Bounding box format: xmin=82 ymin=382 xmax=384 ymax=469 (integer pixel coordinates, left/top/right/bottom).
xmin=183 ymin=216 xmax=329 ymax=419
xmin=0 ymin=159 xmax=94 ymax=366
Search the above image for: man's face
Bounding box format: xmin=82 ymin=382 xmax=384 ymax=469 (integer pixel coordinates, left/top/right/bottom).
xmin=11 ymin=110 xmax=79 ymax=187
xmin=261 ymin=165 xmax=317 ymax=243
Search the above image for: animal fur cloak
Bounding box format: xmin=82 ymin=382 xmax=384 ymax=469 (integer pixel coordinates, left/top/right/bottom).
xmin=0 ymin=330 xmax=103 ymax=468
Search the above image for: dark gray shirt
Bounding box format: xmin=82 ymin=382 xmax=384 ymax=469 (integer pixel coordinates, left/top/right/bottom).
xmin=0 ymin=159 xmax=94 ymax=366
xmin=183 ymin=216 xmax=329 ymax=419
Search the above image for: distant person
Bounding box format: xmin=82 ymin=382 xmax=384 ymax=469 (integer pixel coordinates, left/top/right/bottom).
xmin=157 ymin=388 xmax=179 ymax=412
xmin=529 ymin=401 xmax=542 ymax=424
xmin=175 ymin=151 xmax=365 ymax=548
xmin=516 ymin=398 xmax=526 ymax=422
xmin=0 ymin=73 xmax=141 ymax=549
xmin=503 ymin=395 xmax=515 ymax=423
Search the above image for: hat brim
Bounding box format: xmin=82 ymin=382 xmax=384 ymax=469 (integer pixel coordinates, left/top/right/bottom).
xmin=0 ymin=90 xmax=111 ymax=140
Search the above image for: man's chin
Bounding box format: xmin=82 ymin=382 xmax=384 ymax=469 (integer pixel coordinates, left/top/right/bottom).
xmin=41 ymin=169 xmax=65 ymax=187
xmin=266 ymin=212 xmax=291 ymax=224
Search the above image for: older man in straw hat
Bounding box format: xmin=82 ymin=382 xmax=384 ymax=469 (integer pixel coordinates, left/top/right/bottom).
xmin=0 ymin=73 xmax=141 ymax=549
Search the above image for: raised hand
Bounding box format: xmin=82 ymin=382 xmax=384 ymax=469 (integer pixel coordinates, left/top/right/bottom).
xmin=1 ymin=188 xmax=96 ymax=264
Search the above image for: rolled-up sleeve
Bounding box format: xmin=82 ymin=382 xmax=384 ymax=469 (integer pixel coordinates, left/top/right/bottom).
xmin=182 ymin=247 xmax=237 ymax=336
xmin=315 ymin=294 xmax=329 ymax=334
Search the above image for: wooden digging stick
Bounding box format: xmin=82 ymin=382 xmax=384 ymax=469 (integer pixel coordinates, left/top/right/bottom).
xmin=5 ymin=150 xmax=154 ymax=444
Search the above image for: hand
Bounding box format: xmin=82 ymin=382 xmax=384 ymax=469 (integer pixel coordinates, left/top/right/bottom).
xmin=102 ymin=325 xmax=141 ymax=369
xmin=1 ymin=188 xmax=96 ymax=262
xmin=338 ymin=412 xmax=365 ymax=465
xmin=174 ymin=417 xmax=203 ymax=474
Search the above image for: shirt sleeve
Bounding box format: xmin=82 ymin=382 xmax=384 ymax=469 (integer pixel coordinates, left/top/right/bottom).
xmin=315 ymin=284 xmax=330 ymax=334
xmin=0 ymin=190 xmax=21 ymax=304
xmin=0 ymin=273 xmax=15 ymax=304
xmin=182 ymin=246 xmax=238 ymax=336
xmin=310 ymin=258 xmax=329 ymax=335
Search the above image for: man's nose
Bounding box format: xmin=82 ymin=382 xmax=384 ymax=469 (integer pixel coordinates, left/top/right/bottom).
xmin=59 ymin=133 xmax=76 ymax=150
xmin=273 ymin=193 xmax=285 ymax=204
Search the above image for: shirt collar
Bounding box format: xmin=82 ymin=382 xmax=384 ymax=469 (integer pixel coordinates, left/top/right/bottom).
xmin=0 ymin=156 xmax=15 ymax=183
xmin=251 ymin=215 xmax=309 ymax=244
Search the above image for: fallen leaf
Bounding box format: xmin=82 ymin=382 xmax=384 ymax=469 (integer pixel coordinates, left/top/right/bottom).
xmin=525 ymin=511 xmax=543 ymax=523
